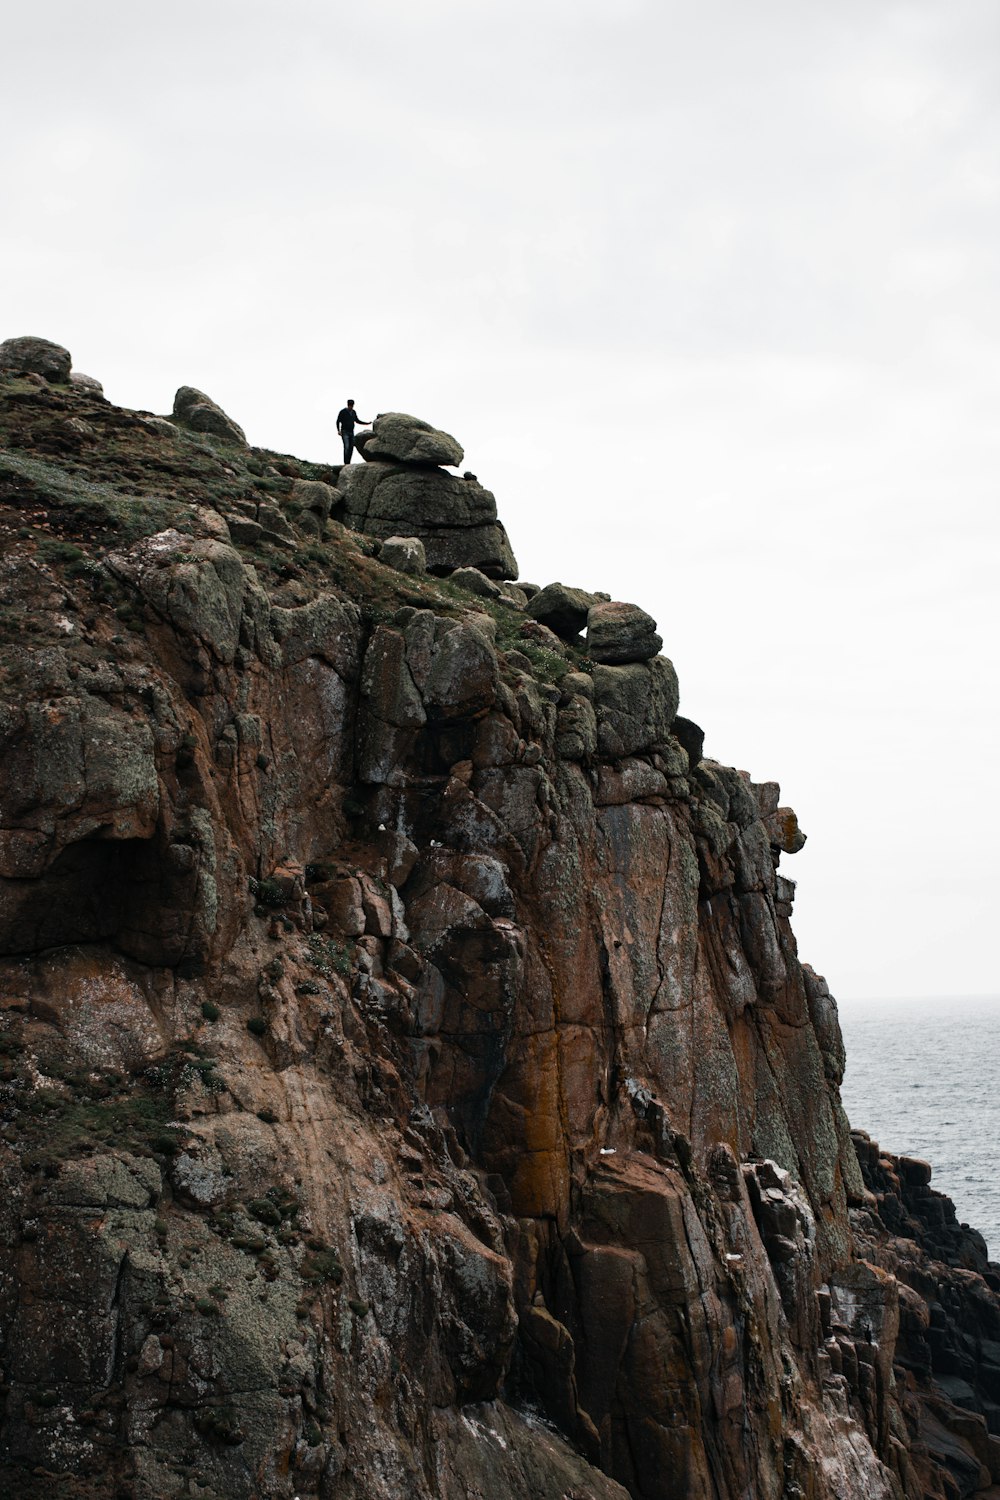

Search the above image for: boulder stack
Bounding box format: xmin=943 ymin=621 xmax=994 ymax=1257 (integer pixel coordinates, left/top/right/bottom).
xmin=527 ymin=582 xmax=605 ymax=639
xmin=336 ymin=412 xmax=517 ymax=579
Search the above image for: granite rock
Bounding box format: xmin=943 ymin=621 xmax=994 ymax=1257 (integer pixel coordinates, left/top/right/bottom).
xmin=0 ymin=335 xmax=72 ymax=382
xmin=587 ymin=600 xmax=663 ymax=663
xmin=173 ymin=384 xmax=247 ymax=444
xmin=361 ymin=411 xmax=464 ymax=467
xmin=337 ymin=460 xmax=517 ymax=578
xmin=380 ymin=534 xmax=427 ymax=574
xmin=0 ymin=368 xmax=983 ymax=1500
xmin=528 ymin=582 xmax=603 ymax=638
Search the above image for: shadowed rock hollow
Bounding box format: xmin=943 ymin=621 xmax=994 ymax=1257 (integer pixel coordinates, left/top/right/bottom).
xmin=1 ymin=344 xmax=999 ymax=1500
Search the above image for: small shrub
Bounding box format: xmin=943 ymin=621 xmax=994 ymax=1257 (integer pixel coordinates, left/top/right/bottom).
xmin=301 ymin=1250 xmax=343 ymax=1286
xmin=254 ymin=878 xmax=285 ymax=908
xmin=348 ymin=1299 xmax=370 ymax=1318
xmin=200 ymin=1001 xmax=220 ymax=1022
xmin=247 ymin=1197 xmax=282 ymax=1226
xmin=232 ymin=1234 xmax=267 ymax=1254
xmin=307 ymin=935 xmax=353 ymax=979
xmin=195 ymin=1297 xmax=221 ymax=1317
xmin=246 ymin=1017 xmax=268 ymax=1038
xmin=257 ymin=1107 xmax=279 ymax=1124
xmin=37 ymin=538 xmax=84 ymax=565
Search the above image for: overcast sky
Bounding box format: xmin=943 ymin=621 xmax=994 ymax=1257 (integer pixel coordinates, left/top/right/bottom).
xmin=4 ymin=1 xmax=998 ymax=1002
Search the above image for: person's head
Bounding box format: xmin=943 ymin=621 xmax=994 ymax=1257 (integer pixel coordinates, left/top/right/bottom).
xmin=346 ymin=399 xmax=355 ymax=408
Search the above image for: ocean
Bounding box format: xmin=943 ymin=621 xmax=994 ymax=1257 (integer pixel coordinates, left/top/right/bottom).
xmin=838 ymin=996 xmax=1000 ymax=1259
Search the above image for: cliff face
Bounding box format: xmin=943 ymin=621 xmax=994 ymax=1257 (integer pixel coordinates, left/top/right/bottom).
xmin=0 ymin=341 xmax=997 ymax=1500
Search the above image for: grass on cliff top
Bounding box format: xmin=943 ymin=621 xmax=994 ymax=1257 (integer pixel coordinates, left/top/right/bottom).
xmin=0 ymin=372 xmax=588 ymax=691
xmin=249 ymin=533 xmax=589 ymax=682
xmin=0 ymin=450 xmax=187 ymax=542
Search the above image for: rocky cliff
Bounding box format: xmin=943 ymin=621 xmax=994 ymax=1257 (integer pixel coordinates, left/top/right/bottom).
xmin=0 ymin=336 xmax=998 ymax=1500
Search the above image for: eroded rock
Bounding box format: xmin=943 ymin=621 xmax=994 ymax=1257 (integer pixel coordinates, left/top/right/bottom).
xmin=0 ymin=367 xmax=982 ymax=1500
xmin=586 ymin=600 xmax=663 ymax=663
xmin=0 ymin=335 xmax=72 ymax=382
xmin=172 ymin=384 xmax=247 ymax=444
xmin=380 ymin=534 xmax=427 ymax=574
xmin=361 ymin=411 xmax=464 ymax=467
xmin=337 ymin=461 xmax=518 ymax=577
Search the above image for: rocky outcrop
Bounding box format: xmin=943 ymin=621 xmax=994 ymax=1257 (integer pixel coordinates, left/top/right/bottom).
xmin=0 ymin=347 xmax=997 ymax=1500
xmin=172 ymin=385 xmax=247 ymax=445
xmin=528 ymin=581 xmax=605 ymax=637
xmin=0 ymin=336 xmax=72 ymax=383
xmin=336 ymin=458 xmax=517 ymax=578
xmin=360 ymin=412 xmax=463 ymax=468
xmin=850 ymin=1134 xmax=1000 ymax=1499
xmin=587 ymin=599 xmax=663 ymax=663
xmin=70 ymin=370 xmax=104 ymax=394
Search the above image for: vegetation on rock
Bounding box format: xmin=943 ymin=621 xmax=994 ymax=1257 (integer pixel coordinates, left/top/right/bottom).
xmin=0 ymin=351 xmax=997 ymax=1500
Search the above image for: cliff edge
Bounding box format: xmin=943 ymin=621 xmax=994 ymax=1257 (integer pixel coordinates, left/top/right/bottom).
xmin=0 ymin=337 xmax=997 ymax=1500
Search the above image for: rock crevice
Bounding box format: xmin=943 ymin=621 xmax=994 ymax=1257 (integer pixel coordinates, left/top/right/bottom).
xmin=0 ymin=350 xmax=995 ymax=1500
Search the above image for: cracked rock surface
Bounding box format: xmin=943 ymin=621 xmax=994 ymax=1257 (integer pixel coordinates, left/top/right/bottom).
xmin=0 ymin=353 xmax=998 ymax=1500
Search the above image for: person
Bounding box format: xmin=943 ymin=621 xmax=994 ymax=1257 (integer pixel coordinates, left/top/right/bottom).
xmin=336 ymin=399 xmax=371 ymax=464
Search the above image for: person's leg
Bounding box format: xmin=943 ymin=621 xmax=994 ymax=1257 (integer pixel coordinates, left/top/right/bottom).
xmin=342 ymin=429 xmax=353 ymax=463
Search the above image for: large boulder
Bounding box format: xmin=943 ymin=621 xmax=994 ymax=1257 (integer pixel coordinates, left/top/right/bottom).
xmin=381 ymin=535 xmax=427 ymax=575
xmin=0 ymin=336 xmax=71 ymax=383
xmin=70 ymin=371 xmax=104 ymax=394
xmin=591 ymin=657 xmax=679 ymax=756
xmin=361 ymin=411 xmax=463 ymax=467
xmin=586 ymin=601 xmax=662 ymax=664
xmin=528 ymin=582 xmax=603 ymax=639
xmin=337 ymin=462 xmax=517 ymax=579
xmin=172 ymin=385 xmax=246 ymax=445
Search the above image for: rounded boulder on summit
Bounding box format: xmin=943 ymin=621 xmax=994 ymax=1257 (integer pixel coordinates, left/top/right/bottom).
xmin=0 ymin=335 xmax=72 ymax=383
xmin=360 ymin=411 xmax=464 ymax=468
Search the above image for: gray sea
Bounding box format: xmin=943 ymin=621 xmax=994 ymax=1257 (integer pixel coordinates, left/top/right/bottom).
xmin=838 ymin=996 xmax=1000 ymax=1259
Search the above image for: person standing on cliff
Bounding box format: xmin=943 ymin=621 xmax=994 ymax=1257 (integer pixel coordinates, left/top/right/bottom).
xmin=336 ymin=399 xmax=371 ymax=464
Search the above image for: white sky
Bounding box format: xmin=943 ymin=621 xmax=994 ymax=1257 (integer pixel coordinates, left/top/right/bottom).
xmin=4 ymin=1 xmax=998 ymax=1001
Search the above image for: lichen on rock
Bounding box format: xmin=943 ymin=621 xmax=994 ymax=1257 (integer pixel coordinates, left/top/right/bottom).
xmin=0 ymin=349 xmax=995 ymax=1500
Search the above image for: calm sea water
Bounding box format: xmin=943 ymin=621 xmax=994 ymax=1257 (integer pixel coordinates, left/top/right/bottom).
xmin=838 ymin=996 xmax=1000 ymax=1259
